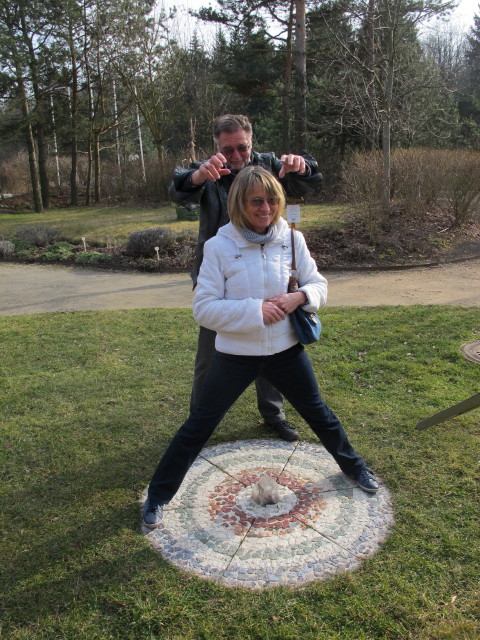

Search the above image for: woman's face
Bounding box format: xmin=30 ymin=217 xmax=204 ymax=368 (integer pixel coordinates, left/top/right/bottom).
xmin=243 ymin=185 xmax=279 ymax=234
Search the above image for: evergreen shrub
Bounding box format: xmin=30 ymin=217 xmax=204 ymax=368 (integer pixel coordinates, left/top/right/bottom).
xmin=0 ymin=240 xmax=15 ymax=257
xmin=15 ymin=225 xmax=59 ymax=247
xmin=176 ymin=228 xmax=197 ymax=243
xmin=75 ymin=251 xmax=112 ymax=265
xmin=125 ymin=227 xmax=175 ymax=258
xmin=40 ymin=242 xmax=75 ymax=261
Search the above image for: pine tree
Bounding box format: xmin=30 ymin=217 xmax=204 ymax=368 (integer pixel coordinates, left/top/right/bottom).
xmin=466 ymin=6 xmax=480 ymax=97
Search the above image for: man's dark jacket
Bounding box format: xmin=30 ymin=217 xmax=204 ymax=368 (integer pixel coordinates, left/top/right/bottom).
xmin=169 ymin=151 xmax=323 ymax=286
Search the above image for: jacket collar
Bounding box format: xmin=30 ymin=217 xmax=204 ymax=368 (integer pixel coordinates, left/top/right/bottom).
xmin=218 ymin=217 xmax=290 ymax=248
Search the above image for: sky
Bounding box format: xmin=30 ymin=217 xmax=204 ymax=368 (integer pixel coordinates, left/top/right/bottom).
xmin=166 ymin=0 xmax=480 ymax=32
xmin=449 ymin=0 xmax=479 ymax=27
xmin=161 ymin=0 xmax=480 ymax=50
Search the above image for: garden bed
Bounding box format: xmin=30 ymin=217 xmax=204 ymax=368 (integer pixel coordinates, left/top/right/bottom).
xmin=1 ymin=199 xmax=479 ymax=272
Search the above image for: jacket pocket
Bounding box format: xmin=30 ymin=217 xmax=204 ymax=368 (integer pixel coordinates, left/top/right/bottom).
xmin=222 ymin=255 xmax=253 ymax=299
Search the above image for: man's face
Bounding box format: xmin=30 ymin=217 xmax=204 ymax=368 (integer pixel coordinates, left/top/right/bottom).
xmin=216 ymin=130 xmax=252 ymax=171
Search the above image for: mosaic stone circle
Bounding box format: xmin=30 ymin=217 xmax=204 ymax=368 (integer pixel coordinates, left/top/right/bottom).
xmin=142 ymin=439 xmax=394 ymax=590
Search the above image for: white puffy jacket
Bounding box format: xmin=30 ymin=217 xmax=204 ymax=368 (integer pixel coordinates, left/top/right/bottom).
xmin=193 ymin=217 xmax=328 ymax=356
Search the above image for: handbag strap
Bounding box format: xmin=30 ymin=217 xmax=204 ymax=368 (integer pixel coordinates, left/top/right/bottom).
xmin=290 ymin=227 xmax=297 ymax=271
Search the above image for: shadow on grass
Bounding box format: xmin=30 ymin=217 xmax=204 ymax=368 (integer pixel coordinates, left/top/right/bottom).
xmin=2 ymin=418 xmax=278 ymax=630
xmin=2 ymin=441 xmax=181 ymax=626
xmin=2 ymin=306 xmax=480 ymax=638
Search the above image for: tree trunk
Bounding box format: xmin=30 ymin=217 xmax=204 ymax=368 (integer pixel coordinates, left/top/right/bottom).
xmin=4 ymin=13 xmax=43 ymax=212
xmin=94 ymin=131 xmax=101 ymax=203
xmin=136 ymin=98 xmax=147 ymax=183
xmin=70 ymin=105 xmax=79 ymax=206
xmin=294 ymin=0 xmax=307 ymax=150
xmin=365 ymin=0 xmax=377 ymax=150
xmin=381 ymin=117 xmax=391 ymax=216
xmin=69 ymin=19 xmax=79 ymax=206
xmin=85 ymin=140 xmax=92 ymax=206
xmin=23 ymin=92 xmax=43 ymax=213
xmin=282 ymin=0 xmax=295 ymax=151
xmin=20 ymin=12 xmax=50 ymax=208
xmin=83 ymin=4 xmax=93 ymax=206
xmin=381 ymin=23 xmax=395 ymax=218
xmin=16 ymin=75 xmax=43 ymax=212
xmin=36 ymin=115 xmax=50 ymax=209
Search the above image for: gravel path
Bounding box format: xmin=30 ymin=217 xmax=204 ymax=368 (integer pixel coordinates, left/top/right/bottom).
xmin=1 ymin=259 xmax=479 ymax=316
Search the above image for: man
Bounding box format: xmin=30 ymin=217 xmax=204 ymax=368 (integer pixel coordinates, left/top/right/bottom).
xmin=169 ymin=114 xmax=323 ymax=441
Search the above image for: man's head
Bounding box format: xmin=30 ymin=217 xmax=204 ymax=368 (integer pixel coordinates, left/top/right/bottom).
xmin=213 ymin=114 xmax=253 ymax=171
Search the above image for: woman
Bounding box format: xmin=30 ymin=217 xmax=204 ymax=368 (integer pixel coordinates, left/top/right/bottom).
xmin=143 ymin=166 xmax=378 ymax=528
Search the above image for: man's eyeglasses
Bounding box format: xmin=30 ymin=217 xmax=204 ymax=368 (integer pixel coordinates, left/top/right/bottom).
xmin=220 ymin=145 xmax=250 ymax=156
xmin=248 ymin=197 xmax=280 ymax=208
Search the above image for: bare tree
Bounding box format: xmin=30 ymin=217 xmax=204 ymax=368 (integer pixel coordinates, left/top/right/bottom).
xmin=317 ymin=0 xmax=456 ymax=216
xmin=103 ymin=3 xmax=183 ymax=163
xmin=0 ymin=1 xmax=43 ymax=211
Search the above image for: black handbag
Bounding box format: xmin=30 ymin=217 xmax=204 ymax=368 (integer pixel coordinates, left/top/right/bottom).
xmin=287 ymin=228 xmax=322 ymax=345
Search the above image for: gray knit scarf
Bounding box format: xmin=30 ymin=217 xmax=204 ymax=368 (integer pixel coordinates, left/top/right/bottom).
xmin=239 ymin=225 xmax=278 ymax=245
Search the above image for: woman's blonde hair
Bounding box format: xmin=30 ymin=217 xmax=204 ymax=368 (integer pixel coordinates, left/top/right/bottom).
xmin=228 ymin=165 xmax=286 ymax=230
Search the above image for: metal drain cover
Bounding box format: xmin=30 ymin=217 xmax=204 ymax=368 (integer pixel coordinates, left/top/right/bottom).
xmin=460 ymin=340 xmax=480 ymax=364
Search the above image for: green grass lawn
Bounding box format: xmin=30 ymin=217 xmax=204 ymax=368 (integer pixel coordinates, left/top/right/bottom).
xmin=1 ymin=306 xmax=479 ymax=639
xmin=0 ymin=203 xmax=342 ymax=246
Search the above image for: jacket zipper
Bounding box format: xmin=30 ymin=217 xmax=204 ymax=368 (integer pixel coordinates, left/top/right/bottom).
xmin=260 ymin=243 xmax=272 ymax=349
